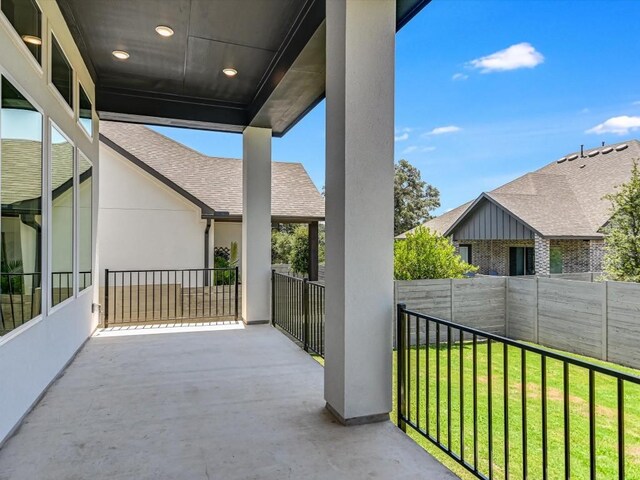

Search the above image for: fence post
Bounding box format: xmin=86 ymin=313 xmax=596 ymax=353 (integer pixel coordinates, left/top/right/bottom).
xmin=534 ymin=276 xmax=539 ymax=343
xmin=303 ymin=278 xmax=309 ymax=352
xmin=235 ymin=266 xmax=239 ymax=321
xmin=271 ymin=270 xmax=276 ymax=326
xmin=104 ymin=269 xmax=109 ymax=328
xmin=397 ymin=303 xmax=407 ymax=432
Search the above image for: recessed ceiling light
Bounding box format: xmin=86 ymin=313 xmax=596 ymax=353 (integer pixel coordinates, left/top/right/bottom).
xmin=112 ymin=50 xmax=130 ymax=60
xmin=155 ymin=25 xmax=174 ymax=37
xmin=22 ymin=35 xmax=42 ymax=46
xmin=222 ymin=68 xmax=238 ymax=77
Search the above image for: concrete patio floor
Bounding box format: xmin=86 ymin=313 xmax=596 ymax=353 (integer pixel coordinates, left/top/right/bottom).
xmin=0 ymin=323 xmax=457 ymax=479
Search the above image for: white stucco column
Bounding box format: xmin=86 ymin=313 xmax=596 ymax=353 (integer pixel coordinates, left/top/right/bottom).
xmin=242 ymin=127 xmax=272 ymax=324
xmin=324 ymin=0 xmax=396 ymax=424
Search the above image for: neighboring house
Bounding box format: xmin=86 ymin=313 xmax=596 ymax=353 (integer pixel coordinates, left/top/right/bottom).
xmin=98 ymin=122 xmax=324 ymax=278
xmin=399 ymin=140 xmax=640 ymax=276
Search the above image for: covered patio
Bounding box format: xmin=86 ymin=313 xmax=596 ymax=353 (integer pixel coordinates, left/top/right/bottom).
xmin=0 ymin=324 xmax=455 ymax=479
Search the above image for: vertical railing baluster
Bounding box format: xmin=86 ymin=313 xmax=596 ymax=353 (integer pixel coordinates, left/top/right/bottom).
xmin=488 ymin=338 xmax=493 ymax=480
xmin=473 ymin=333 xmax=478 ymax=473
xmin=397 ymin=303 xmax=407 ymax=432
xmin=104 ymin=269 xmax=110 ymax=328
xmin=589 ymin=370 xmax=596 ymax=480
xmin=564 ymin=361 xmax=570 ymax=480
xmin=504 ymin=343 xmax=509 ymax=478
xmin=447 ymin=325 xmax=452 ymax=452
xmin=460 ymin=329 xmax=464 ymax=463
xmin=618 ymin=378 xmax=625 ymax=480
xmin=522 ymin=348 xmax=528 ymax=480
xmin=416 ymin=313 xmax=421 ymax=431
xmin=542 ymin=354 xmax=548 ymax=480
xmin=436 ymin=323 xmax=441 ymax=444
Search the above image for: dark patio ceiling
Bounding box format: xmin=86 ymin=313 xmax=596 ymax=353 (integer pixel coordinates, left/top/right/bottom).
xmin=57 ymin=0 xmax=430 ymax=136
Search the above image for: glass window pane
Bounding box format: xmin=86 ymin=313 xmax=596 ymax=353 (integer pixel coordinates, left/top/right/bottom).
xmin=51 ymin=35 xmax=73 ymax=109
xmin=1 ymin=0 xmax=42 ymax=64
xmin=79 ymin=85 xmax=92 ymax=136
xmin=1 ymin=76 xmax=43 ymax=335
xmin=51 ymin=126 xmax=74 ymax=306
xmin=550 ymin=247 xmax=563 ymax=274
xmin=78 ymin=152 xmax=92 ymax=291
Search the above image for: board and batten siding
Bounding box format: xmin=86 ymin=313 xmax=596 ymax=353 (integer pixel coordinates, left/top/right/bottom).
xmin=453 ymin=198 xmax=534 ymax=241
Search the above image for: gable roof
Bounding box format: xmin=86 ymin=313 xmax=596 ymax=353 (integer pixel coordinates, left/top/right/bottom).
xmin=410 ymin=139 xmax=640 ymax=239
xmin=99 ymin=122 xmax=325 ymax=221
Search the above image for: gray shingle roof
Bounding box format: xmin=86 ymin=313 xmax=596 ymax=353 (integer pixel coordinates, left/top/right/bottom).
xmin=99 ymin=122 xmax=325 ymax=220
xmin=407 ymin=139 xmax=640 ymax=238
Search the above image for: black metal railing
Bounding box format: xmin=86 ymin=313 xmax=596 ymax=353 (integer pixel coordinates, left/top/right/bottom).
xmin=272 ymin=271 xmax=324 ymax=357
xmin=396 ymin=303 xmax=640 ymax=480
xmin=103 ymin=267 xmax=239 ymax=327
xmin=0 ymin=272 xmax=42 ymax=334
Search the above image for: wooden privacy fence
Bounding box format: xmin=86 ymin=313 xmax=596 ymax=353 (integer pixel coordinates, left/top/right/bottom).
xmin=395 ymin=276 xmax=640 ymax=370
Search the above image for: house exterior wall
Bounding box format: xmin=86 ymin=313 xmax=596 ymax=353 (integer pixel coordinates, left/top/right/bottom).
xmin=550 ymin=239 xmax=591 ymax=273
xmin=460 ymin=238 xmax=598 ymax=276
xmin=213 ymin=222 xmax=242 ymax=265
xmin=98 ymin=144 xmax=209 ymax=282
xmin=458 ymin=239 xmax=534 ymax=276
xmin=589 ymin=239 xmax=606 ymax=272
xmin=0 ymin=1 xmax=99 ymax=444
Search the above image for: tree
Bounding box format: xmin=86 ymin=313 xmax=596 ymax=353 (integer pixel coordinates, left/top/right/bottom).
xmin=271 ymin=229 xmax=293 ymax=264
xmin=394 ymin=159 xmax=440 ymax=236
xmin=394 ymin=226 xmax=477 ymax=280
xmin=289 ymin=225 xmax=309 ymax=275
xmin=603 ymin=160 xmax=640 ymax=282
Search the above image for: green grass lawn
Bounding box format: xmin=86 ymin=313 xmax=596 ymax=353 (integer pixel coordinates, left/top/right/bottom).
xmin=391 ymin=342 xmax=640 ymax=480
xmin=310 ymin=340 xmax=640 ymax=479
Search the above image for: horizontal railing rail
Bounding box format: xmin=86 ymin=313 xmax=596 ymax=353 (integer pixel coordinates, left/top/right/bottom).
xmin=272 ymin=271 xmax=324 ymax=357
xmin=104 ymin=267 xmax=239 ymax=327
xmin=396 ymin=303 xmax=640 ymax=480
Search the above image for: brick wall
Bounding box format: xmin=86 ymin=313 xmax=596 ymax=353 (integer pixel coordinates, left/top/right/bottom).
xmin=589 ymin=239 xmax=606 ymax=272
xmin=459 ymin=239 xmax=534 ymax=275
xmin=535 ymin=235 xmax=551 ymax=276
xmin=459 ymin=238 xmax=599 ymax=275
xmin=549 ymin=239 xmax=591 ymax=273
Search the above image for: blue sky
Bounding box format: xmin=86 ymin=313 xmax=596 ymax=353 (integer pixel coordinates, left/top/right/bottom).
xmin=152 ymin=0 xmax=640 ymax=215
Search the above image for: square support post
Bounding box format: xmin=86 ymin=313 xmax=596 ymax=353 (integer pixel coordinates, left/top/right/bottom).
xmin=242 ymin=126 xmax=272 ymax=324
xmin=308 ymin=221 xmax=319 ymax=282
xmin=324 ymin=0 xmax=396 ymax=425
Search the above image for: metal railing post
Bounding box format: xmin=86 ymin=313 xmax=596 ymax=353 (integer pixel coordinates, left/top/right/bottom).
xmin=303 ymin=278 xmax=309 ymax=352
xmin=234 ymin=266 xmax=239 ymax=321
xmin=104 ymin=269 xmax=109 ymax=328
xmin=397 ymin=303 xmax=407 ymax=432
xmin=271 ymin=270 xmax=276 ymax=326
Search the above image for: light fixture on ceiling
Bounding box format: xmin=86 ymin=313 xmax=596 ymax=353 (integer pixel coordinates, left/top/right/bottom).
xmin=155 ymin=25 xmax=174 ymax=37
xmin=112 ymin=50 xmax=130 ymax=60
xmin=22 ymin=35 xmax=42 ymax=46
xmin=222 ymin=68 xmax=238 ymax=77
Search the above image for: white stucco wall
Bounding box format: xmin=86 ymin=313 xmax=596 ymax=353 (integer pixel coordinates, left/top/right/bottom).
xmin=214 ymin=222 xmax=242 ymax=265
xmin=0 ymin=1 xmax=99 ymax=444
xmin=98 ymin=144 xmax=209 ymax=284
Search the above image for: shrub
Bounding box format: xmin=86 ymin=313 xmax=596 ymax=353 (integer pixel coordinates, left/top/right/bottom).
xmin=394 ymin=226 xmax=477 ymax=280
xmin=289 ymin=225 xmax=309 ymax=276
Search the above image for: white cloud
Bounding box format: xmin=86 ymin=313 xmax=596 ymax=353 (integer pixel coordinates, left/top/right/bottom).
xmin=423 ymin=125 xmax=461 ymax=136
xmin=401 ymin=146 xmax=436 ymax=155
xmin=633 ymin=101 xmax=640 ymax=106
xmin=394 ymin=132 xmax=409 ymax=142
xmin=579 ymin=108 xmax=590 ymax=114
xmin=467 ymin=42 xmax=544 ymax=73
xmin=452 ymin=73 xmax=468 ymax=81
xmin=586 ymin=115 xmax=640 ymax=135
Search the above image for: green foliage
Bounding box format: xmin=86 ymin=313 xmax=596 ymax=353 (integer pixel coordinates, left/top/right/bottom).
xmin=290 ymin=225 xmax=309 ymax=276
xmin=603 ymin=160 xmax=640 ymax=282
xmin=394 ymin=226 xmax=477 ymax=280
xmin=394 ymin=159 xmax=440 ymax=236
xmin=213 ymin=255 xmax=236 ymax=285
xmin=271 ymin=229 xmax=293 ymax=264
xmin=230 ymin=241 xmax=238 ymax=265
xmin=0 ymin=259 xmax=24 ymax=294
